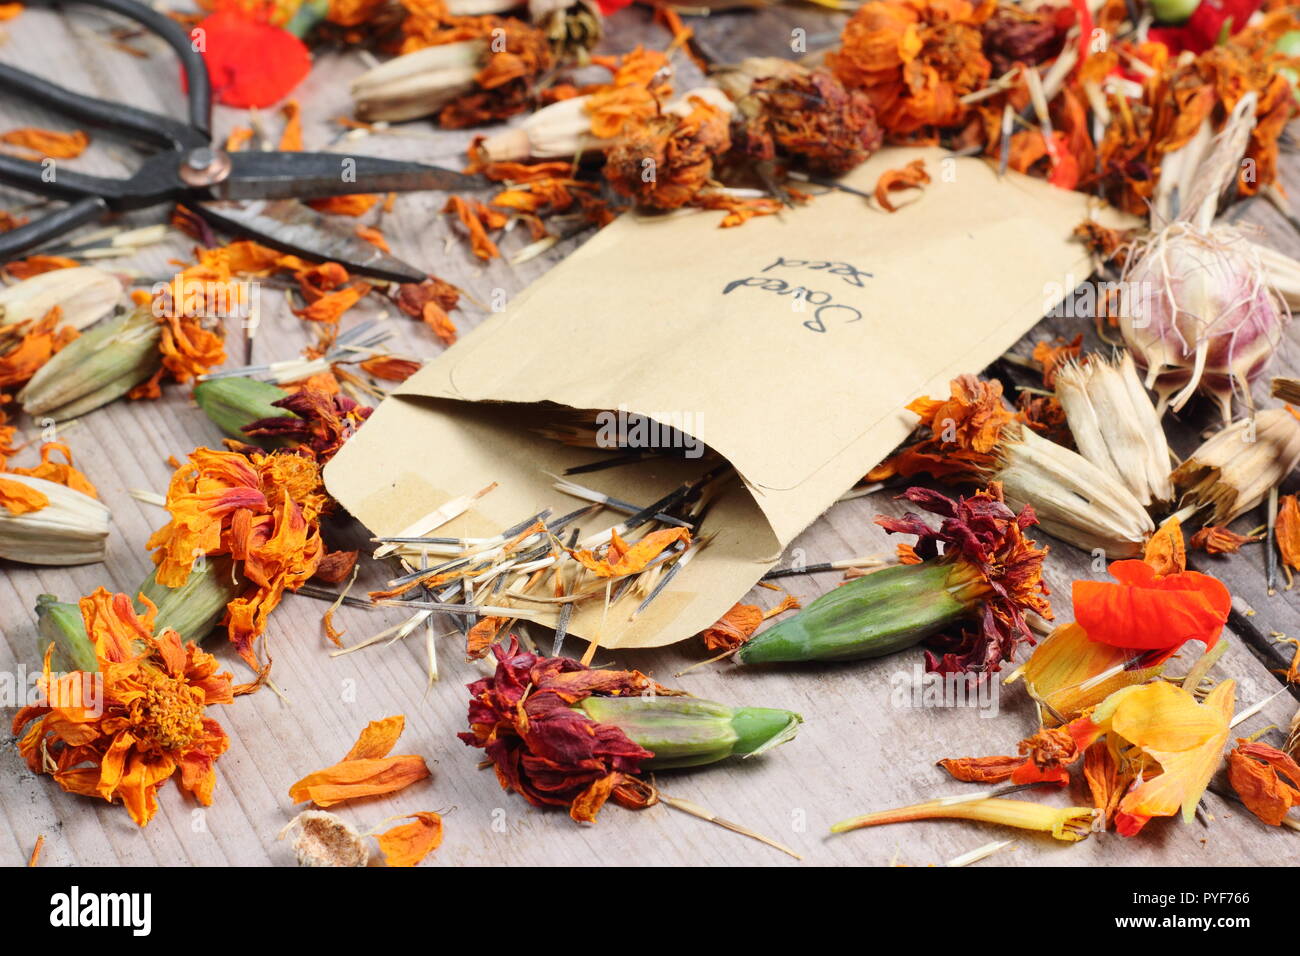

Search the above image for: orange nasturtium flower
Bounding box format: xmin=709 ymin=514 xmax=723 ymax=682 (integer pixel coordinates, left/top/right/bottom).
xmin=1070 ymin=679 xmax=1235 ymax=837
xmin=1276 ymin=494 xmax=1300 ymax=587
xmin=12 ymin=589 xmax=234 ymax=826
xmin=289 ymin=715 xmax=430 ymax=808
xmin=146 ymin=448 xmax=327 ymax=678
xmin=1072 ymin=559 xmax=1231 ymax=666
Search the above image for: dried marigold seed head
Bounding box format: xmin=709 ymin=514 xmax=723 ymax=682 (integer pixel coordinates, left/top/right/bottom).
xmin=603 ymin=95 xmax=732 ymax=210
xmin=736 ymin=69 xmax=883 ymax=176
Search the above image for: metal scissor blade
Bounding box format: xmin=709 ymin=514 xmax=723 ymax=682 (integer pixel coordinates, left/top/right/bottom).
xmin=219 ymin=151 xmax=490 ymax=201
xmin=193 ymin=199 xmax=427 ymax=284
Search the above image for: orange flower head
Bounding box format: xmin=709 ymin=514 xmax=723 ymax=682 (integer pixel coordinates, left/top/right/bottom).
xmin=829 ymin=0 xmax=993 ymax=138
xmin=870 ymin=374 xmax=1016 ymax=482
xmin=146 ymin=448 xmax=327 ymax=676
xmin=12 ymin=589 xmax=233 ymax=826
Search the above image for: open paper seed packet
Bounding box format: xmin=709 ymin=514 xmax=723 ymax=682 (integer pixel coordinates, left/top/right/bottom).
xmin=326 ymin=146 xmax=1129 ymax=650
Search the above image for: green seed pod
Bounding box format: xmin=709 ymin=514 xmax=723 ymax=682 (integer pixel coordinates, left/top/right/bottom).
xmin=193 ymin=376 xmax=298 ymax=446
xmin=135 ymin=555 xmax=245 ymax=645
xmin=18 ymin=307 xmax=162 ymax=421
xmin=35 ymin=594 xmax=96 ymax=673
xmin=578 ymin=695 xmax=801 ymax=769
xmin=737 ymin=562 xmax=969 ymax=664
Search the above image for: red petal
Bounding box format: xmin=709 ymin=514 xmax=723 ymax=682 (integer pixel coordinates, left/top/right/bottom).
xmin=1073 ymin=561 xmax=1231 ymax=659
xmin=192 ymin=11 xmax=310 ymax=109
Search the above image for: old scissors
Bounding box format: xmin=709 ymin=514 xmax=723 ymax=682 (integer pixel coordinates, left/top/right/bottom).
xmin=0 ymin=0 xmax=486 ymax=282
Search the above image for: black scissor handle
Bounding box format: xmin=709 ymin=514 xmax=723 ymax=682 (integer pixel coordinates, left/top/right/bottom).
xmin=0 ymin=197 xmax=107 ymax=261
xmin=0 ymin=62 xmax=206 ymax=152
xmin=37 ymin=0 xmax=212 ymax=138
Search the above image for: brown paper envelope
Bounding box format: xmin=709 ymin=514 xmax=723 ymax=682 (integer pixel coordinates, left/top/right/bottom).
xmin=325 ymin=146 xmax=1128 ymax=650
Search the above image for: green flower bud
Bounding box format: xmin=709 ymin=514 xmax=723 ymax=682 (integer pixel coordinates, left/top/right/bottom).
xmin=577 ymin=695 xmax=801 ymax=769
xmin=35 ymin=594 xmax=95 ymax=672
xmin=193 ymin=376 xmax=298 ymax=446
xmin=135 ymin=555 xmax=245 ymax=644
xmin=18 ymin=307 xmax=162 ymax=421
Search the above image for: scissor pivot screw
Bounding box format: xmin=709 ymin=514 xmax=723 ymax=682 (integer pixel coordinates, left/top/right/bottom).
xmin=180 ymin=147 xmax=232 ymax=187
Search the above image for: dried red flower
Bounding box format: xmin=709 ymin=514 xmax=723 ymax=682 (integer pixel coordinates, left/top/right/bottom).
xmin=458 ymin=637 xmax=667 ymax=823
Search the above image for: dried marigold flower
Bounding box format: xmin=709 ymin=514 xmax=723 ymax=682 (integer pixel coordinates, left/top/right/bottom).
xmin=828 ymin=0 xmax=994 ymax=138
xmin=734 ymin=69 xmax=883 ymax=176
xmin=980 ymin=4 xmax=1067 ymax=75
xmin=13 ymin=588 xmax=234 ymax=826
xmin=460 ymin=637 xmax=801 ymax=823
xmin=603 ymin=94 xmax=732 ymax=211
xmin=871 ymin=374 xmax=1154 ymax=556
xmin=243 ymin=387 xmax=372 ymax=462
xmin=145 ymin=448 xmax=328 ymax=677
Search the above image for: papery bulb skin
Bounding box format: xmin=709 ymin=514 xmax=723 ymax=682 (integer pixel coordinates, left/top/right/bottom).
xmin=1120 ymin=224 xmax=1287 ymax=422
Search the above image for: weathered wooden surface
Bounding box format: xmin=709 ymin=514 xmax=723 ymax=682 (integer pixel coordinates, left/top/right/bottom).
xmin=0 ymin=4 xmax=1297 ymax=867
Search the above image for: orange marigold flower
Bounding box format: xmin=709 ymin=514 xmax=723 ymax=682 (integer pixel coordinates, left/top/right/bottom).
xmin=145 ymin=448 xmax=327 ymax=675
xmin=870 ymin=373 xmax=1015 ymax=482
xmin=734 ymin=69 xmax=883 ymax=177
xmin=12 ymin=588 xmax=233 ymax=826
xmin=289 ymin=715 xmax=430 ymax=807
xmin=829 ymin=0 xmax=994 ymax=139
